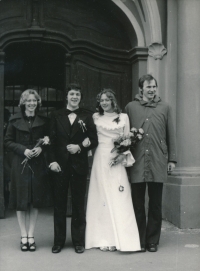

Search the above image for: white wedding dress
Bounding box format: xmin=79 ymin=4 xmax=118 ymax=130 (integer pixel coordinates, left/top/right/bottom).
xmin=85 ymin=112 xmax=141 ymax=251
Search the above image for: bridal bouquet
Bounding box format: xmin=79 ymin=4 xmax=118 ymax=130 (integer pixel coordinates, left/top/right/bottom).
xmin=109 ymin=127 xmax=144 ymax=167
xmin=21 ymin=136 xmax=50 ymax=174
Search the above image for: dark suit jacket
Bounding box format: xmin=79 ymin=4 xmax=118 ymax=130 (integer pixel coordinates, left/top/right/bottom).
xmin=48 ymin=107 xmax=98 ymax=175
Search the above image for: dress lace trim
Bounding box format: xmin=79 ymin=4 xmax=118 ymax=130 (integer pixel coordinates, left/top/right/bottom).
xmin=93 ymin=112 xmax=126 ymax=131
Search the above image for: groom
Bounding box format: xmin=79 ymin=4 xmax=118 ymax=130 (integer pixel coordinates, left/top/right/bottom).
xmin=48 ymin=83 xmax=98 ymax=254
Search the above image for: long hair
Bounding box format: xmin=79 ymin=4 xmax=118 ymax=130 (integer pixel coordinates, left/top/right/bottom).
xmin=96 ymin=88 xmax=121 ymax=115
xmin=18 ymin=89 xmax=42 ymax=114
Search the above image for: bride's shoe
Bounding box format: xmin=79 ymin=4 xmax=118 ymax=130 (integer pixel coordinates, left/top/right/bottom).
xmin=100 ymin=246 xmax=109 ymax=252
xmin=109 ymin=246 xmax=117 ymax=252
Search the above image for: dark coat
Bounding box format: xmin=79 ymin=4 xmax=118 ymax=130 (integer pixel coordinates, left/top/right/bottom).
xmin=4 ymin=112 xmax=53 ymax=211
xmin=48 ymin=108 xmax=98 ymax=175
xmin=125 ymin=94 xmax=177 ymax=183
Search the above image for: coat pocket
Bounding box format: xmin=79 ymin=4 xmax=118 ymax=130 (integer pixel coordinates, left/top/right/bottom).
xmin=160 ymin=140 xmax=168 ymax=159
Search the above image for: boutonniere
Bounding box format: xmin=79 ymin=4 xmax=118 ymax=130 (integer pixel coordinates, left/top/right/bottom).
xmin=112 ymin=115 xmax=120 ymax=124
xmin=78 ymin=119 xmax=87 ymax=132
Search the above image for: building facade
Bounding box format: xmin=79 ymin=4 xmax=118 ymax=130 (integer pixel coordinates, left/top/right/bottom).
xmin=0 ymin=0 xmax=199 ymax=228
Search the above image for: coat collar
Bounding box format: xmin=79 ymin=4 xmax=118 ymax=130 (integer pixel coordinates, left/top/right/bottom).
xmin=11 ymin=112 xmax=46 ymax=132
xmin=134 ymin=94 xmax=161 ymax=107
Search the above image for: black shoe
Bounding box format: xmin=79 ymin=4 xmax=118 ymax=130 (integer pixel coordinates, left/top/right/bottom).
xmin=147 ymin=244 xmax=157 ymax=252
xmin=21 ymin=237 xmax=29 ymax=252
xmin=75 ymin=245 xmax=85 ymax=254
xmin=28 ymin=237 xmax=36 ymax=252
xmin=52 ymin=245 xmax=63 ymax=253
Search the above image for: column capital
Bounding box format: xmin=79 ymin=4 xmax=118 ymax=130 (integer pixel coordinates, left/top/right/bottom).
xmin=148 ymin=42 xmax=167 ymax=60
xmin=0 ymin=52 xmax=5 ymax=64
xmin=129 ymin=47 xmax=148 ymax=64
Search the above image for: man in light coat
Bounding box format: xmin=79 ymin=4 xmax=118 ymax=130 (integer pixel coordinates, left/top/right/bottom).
xmin=125 ymin=74 xmax=177 ymax=252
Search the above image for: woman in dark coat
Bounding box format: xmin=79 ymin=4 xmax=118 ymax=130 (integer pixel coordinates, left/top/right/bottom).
xmin=4 ymin=89 xmax=52 ymax=252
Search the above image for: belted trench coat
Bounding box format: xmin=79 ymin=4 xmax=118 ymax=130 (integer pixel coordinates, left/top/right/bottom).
xmin=125 ymin=94 xmax=177 ymax=183
xmin=4 ymin=112 xmax=53 ymax=211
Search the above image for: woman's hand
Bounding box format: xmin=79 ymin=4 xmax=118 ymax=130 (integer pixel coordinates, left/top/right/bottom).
xmin=31 ymin=147 xmax=42 ymax=157
xmin=109 ymin=154 xmax=126 ymax=167
xmin=24 ymin=149 xmax=33 ymax=159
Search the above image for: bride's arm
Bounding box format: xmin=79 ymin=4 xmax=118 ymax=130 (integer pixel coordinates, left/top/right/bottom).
xmin=121 ymin=114 xmax=135 ymax=167
xmin=123 ymin=113 xmax=131 ymax=136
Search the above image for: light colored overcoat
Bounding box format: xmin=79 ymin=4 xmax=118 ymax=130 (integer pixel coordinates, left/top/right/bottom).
xmin=125 ymin=94 xmax=177 ymax=183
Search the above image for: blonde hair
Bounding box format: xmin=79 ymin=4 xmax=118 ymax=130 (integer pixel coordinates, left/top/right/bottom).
xmin=19 ymin=89 xmax=42 ymax=110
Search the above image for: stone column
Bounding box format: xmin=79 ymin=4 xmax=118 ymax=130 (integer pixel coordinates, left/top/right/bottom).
xmin=148 ymin=42 xmax=167 ymax=97
xmin=0 ymin=51 xmax=5 ymax=218
xmin=163 ymin=0 xmax=200 ymax=228
xmin=130 ymin=47 xmax=148 ymax=98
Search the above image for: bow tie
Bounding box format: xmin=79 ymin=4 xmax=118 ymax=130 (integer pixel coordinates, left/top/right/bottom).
xmin=65 ymin=108 xmax=80 ymax=115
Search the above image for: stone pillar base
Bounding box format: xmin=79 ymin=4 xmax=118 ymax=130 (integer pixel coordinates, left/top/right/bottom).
xmin=162 ymin=176 xmax=200 ymax=229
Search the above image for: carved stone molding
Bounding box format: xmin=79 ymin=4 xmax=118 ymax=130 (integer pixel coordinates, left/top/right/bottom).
xmin=129 ymin=47 xmax=148 ymax=64
xmin=0 ymin=52 xmax=5 ymax=64
xmin=169 ymin=167 xmax=200 ymax=177
xmin=148 ymin=43 xmax=167 ymax=60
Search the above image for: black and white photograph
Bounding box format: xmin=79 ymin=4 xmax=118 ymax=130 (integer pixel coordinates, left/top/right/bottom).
xmin=0 ymin=0 xmax=199 ymax=271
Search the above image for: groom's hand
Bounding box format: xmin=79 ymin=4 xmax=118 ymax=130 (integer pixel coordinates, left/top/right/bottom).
xmin=66 ymin=144 xmax=80 ymax=154
xmin=49 ymin=162 xmax=61 ymax=172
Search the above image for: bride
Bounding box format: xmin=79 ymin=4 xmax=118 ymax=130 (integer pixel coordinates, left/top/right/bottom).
xmin=85 ymin=89 xmax=140 ymax=252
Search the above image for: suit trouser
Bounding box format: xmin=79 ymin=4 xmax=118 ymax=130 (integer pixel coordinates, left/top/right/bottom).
xmin=131 ymin=182 xmax=163 ymax=246
xmin=53 ymin=167 xmax=87 ymax=247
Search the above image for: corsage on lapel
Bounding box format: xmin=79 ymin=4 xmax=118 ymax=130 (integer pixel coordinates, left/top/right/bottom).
xmin=78 ymin=119 xmax=87 ymax=132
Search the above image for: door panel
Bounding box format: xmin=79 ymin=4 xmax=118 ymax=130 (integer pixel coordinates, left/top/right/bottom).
xmin=72 ymin=57 xmax=132 ymax=112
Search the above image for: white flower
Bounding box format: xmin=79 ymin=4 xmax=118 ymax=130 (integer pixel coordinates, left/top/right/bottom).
xmin=120 ymin=139 xmax=131 ymax=146
xmin=42 ymin=136 xmax=50 ymax=145
xmin=78 ymin=119 xmax=87 ymax=132
xmin=137 ymin=134 xmax=143 ymax=140
xmin=131 ymin=127 xmax=137 ymax=133
xmin=138 ymin=128 xmax=144 ymax=135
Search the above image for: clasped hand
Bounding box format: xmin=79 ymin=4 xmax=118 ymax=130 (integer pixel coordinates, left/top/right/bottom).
xmin=66 ymin=144 xmax=80 ymax=154
xmin=109 ymin=154 xmax=126 ymax=167
xmin=24 ymin=147 xmax=42 ymax=159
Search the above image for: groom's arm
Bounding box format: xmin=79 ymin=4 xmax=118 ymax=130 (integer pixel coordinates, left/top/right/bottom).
xmin=78 ymin=114 xmax=98 ymax=153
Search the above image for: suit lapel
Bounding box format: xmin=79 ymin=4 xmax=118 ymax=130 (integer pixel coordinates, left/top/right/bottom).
xmin=70 ymin=116 xmax=80 ymax=138
xmin=57 ymin=110 xmax=71 ymax=138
